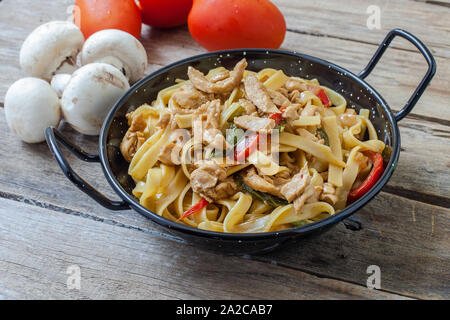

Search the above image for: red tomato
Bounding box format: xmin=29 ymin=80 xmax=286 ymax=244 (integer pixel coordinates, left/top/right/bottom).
xmin=74 ymin=0 xmax=142 ymax=39
xmin=188 ymin=0 xmax=286 ymax=51
xmin=138 ymin=0 xmax=193 ymax=28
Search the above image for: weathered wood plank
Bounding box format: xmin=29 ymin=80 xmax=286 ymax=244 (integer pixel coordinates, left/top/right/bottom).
xmin=0 ymin=0 xmax=449 ymax=120
xmin=275 ymin=0 xmax=450 ymax=59
xmin=0 ymin=109 xmax=448 ymax=299
xmin=259 ymin=192 xmax=450 ymax=300
xmin=0 ymin=198 xmax=409 ymax=299
xmin=0 ymin=0 xmax=448 ymax=300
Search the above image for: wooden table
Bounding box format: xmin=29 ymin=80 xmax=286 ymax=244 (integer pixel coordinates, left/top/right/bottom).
xmin=0 ymin=0 xmax=449 ymax=300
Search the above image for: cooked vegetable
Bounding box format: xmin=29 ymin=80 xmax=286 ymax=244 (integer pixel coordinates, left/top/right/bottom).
xmin=5 ymin=78 xmax=61 ymax=143
xmin=291 ymin=221 xmax=308 ymax=227
xmin=138 ymin=0 xmax=193 ymax=28
xmin=316 ymin=128 xmax=330 ymax=146
xmin=188 ymin=0 xmax=286 ymax=51
xmin=315 ymin=87 xmax=331 ymax=108
xmin=347 ymin=151 xmax=384 ymax=203
xmin=234 ymin=132 xmax=259 ymax=162
xmin=269 ymin=112 xmax=283 ymax=125
xmin=234 ymin=175 xmax=288 ymax=207
xmin=74 ymin=0 xmax=142 ymax=39
xmin=179 ymin=197 xmax=209 ymax=220
xmin=226 ymin=124 xmax=246 ymax=146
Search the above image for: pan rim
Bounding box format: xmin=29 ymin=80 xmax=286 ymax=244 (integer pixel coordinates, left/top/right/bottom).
xmin=99 ymin=48 xmax=400 ymax=241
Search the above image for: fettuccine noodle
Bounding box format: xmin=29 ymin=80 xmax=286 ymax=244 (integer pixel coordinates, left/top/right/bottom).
xmin=119 ymin=58 xmax=385 ymax=233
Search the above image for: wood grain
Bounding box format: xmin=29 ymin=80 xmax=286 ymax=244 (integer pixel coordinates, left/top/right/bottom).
xmin=275 ymin=0 xmax=450 ymax=59
xmin=260 ymin=193 xmax=450 ymax=300
xmin=0 ymin=198 xmax=410 ymax=300
xmin=0 ymin=0 xmax=448 ymax=300
xmin=0 ymin=109 xmax=448 ymax=299
xmin=0 ymin=0 xmax=449 ymax=120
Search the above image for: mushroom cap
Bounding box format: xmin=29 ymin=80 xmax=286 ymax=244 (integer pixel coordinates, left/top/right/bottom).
xmin=80 ymin=29 xmax=148 ymax=84
xmin=20 ymin=21 xmax=84 ymax=81
xmin=5 ymin=78 xmax=61 ymax=143
xmin=61 ymin=63 xmax=130 ymax=136
xmin=51 ymin=74 xmax=71 ymax=98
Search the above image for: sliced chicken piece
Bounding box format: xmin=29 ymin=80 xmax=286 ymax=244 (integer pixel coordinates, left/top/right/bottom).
xmin=171 ymin=84 xmax=210 ymax=110
xmin=239 ymin=98 xmax=258 ymax=115
xmin=190 ymin=160 xmax=237 ymax=202
xmin=188 ymin=58 xmax=247 ymax=94
xmin=234 ymin=115 xmax=275 ymax=133
xmin=268 ymin=89 xmax=290 ymax=108
xmin=282 ymin=104 xmax=301 ymax=121
xmin=277 ymin=87 xmax=289 ymax=98
xmin=280 ymin=166 xmax=311 ymax=202
xmin=289 ymin=90 xmax=301 ymax=103
xmin=210 ymin=70 xmax=230 ymax=83
xmin=320 ymin=182 xmax=338 ymax=205
xmin=193 ymin=99 xmax=229 ymax=149
xmin=241 ymin=167 xmax=283 ymax=198
xmin=156 ymin=110 xmax=171 ymax=128
xmin=301 ymin=104 xmax=320 ymax=117
xmin=243 ymin=73 xmax=279 ymax=114
xmin=285 ymin=79 xmax=310 ymax=92
xmin=157 ymin=142 xmax=181 ymax=166
xmin=305 ymin=185 xmax=323 ymax=204
xmin=120 ymin=113 xmax=147 ymax=162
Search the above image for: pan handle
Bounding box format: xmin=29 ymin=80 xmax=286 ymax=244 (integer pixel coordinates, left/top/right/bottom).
xmin=45 ymin=127 xmax=130 ymax=211
xmin=358 ymin=29 xmax=436 ymax=122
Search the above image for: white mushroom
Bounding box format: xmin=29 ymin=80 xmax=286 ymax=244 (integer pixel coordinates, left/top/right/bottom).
xmin=61 ymin=63 xmax=130 ymax=136
xmin=5 ymin=78 xmax=61 ymax=143
xmin=20 ymin=21 xmax=84 ymax=81
xmin=51 ymin=74 xmax=72 ymax=98
xmin=80 ymin=29 xmax=148 ymax=84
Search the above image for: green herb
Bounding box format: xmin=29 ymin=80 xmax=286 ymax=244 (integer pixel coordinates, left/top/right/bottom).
xmin=291 ymin=221 xmax=308 ymax=227
xmin=226 ymin=123 xmax=245 ymax=146
xmin=316 ymin=128 xmax=330 ymax=146
xmin=274 ymin=124 xmax=285 ymax=132
xmin=228 ymin=105 xmax=245 ymax=123
xmin=234 ymin=175 xmax=288 ymax=207
xmin=381 ymin=145 xmax=392 ymax=164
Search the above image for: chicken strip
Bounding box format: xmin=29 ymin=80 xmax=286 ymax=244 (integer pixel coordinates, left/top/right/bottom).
xmin=188 ymin=58 xmax=248 ymax=94
xmin=243 ymin=73 xmax=279 ymax=114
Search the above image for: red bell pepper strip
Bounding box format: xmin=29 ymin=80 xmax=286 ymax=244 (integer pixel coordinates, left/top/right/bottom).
xmin=268 ymin=106 xmax=287 ymax=126
xmin=179 ymin=198 xmax=209 ymax=220
xmin=269 ymin=112 xmax=283 ymax=125
xmin=314 ymin=87 xmax=331 ymax=108
xmin=235 ymin=107 xmax=286 ymax=162
xmin=347 ymin=151 xmax=384 ymax=204
xmin=234 ymin=132 xmax=259 ymax=162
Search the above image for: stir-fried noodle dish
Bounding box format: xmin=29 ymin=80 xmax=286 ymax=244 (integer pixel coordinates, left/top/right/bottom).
xmin=120 ymin=58 xmax=385 ymax=233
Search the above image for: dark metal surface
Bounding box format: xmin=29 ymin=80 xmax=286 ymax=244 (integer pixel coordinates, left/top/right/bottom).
xmin=47 ymin=29 xmax=435 ymax=254
xmin=358 ymin=29 xmax=436 ymax=122
xmin=45 ymin=127 xmax=130 ymax=211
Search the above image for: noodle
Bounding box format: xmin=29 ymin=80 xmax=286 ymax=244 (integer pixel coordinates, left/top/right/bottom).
xmin=120 ymin=59 xmax=385 ymax=233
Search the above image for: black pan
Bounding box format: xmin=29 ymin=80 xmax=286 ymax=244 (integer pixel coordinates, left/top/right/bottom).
xmin=46 ymin=29 xmax=436 ymax=254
